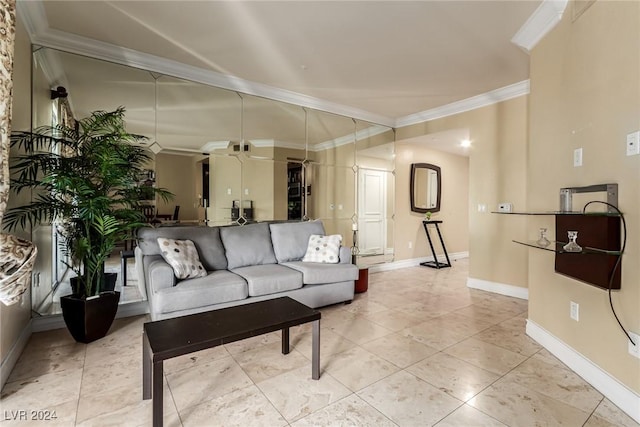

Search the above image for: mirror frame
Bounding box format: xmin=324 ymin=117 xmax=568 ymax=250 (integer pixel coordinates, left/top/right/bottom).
xmin=410 ymin=163 xmax=441 ymax=214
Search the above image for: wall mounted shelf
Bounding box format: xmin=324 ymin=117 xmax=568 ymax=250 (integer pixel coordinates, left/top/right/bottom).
xmin=492 ymin=211 xmax=620 ymax=217
xmin=495 ymin=210 xmax=622 ymax=290
xmin=513 ymin=240 xmax=621 ymax=256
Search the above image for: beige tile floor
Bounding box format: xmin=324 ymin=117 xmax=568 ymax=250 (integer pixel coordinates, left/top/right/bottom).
xmin=2 ymin=259 xmax=638 ymax=426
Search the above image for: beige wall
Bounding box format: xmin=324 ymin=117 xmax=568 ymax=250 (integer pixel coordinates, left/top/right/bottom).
xmin=397 ymin=96 xmax=529 ymax=287
xmin=209 ymin=154 xmax=241 ymax=224
xmin=2 ymin=17 xmax=33 ymax=374
xmin=311 ymin=144 xmax=356 ymax=245
xmin=155 ymin=153 xmax=202 ymax=221
xmin=528 ymin=1 xmax=639 ymax=393
xmin=393 ymin=142 xmax=470 ymax=261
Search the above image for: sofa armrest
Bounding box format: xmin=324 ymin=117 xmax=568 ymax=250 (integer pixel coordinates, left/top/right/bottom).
xmin=339 ymin=246 xmax=353 ymax=264
xmin=134 ymin=247 xmax=147 ymax=300
xmin=147 ymin=259 xmax=177 ymax=294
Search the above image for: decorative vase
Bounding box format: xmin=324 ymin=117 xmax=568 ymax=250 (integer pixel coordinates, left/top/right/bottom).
xmin=563 ymin=231 xmax=582 ymax=253
xmin=536 ymin=228 xmax=550 ymax=247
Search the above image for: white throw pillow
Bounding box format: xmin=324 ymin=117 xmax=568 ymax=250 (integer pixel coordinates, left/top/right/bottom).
xmin=302 ymin=234 xmax=342 ymax=263
xmin=157 ymin=238 xmax=207 ymax=280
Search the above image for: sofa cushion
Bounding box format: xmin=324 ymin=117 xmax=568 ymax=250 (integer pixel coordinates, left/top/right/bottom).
xmin=302 ymin=234 xmax=342 ymax=263
xmin=153 ymin=270 xmax=248 ymax=314
xmin=157 ymin=238 xmax=207 ymax=279
xmin=269 ymin=220 xmax=326 ymax=263
xmin=231 ymin=264 xmax=302 ymax=297
xmin=137 ymin=226 xmax=228 ymax=271
xmin=282 ymin=261 xmax=359 ymax=285
xmin=220 ymin=223 xmax=277 ymax=270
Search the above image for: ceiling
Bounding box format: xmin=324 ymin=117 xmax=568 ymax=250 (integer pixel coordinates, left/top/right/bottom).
xmin=24 ymin=0 xmax=544 ymax=125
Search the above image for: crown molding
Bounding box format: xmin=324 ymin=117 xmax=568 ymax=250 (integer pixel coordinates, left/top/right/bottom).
xmin=312 ymin=124 xmax=391 ymax=152
xmin=156 ymin=148 xmax=204 ymax=157
xmin=511 ymin=0 xmax=568 ymax=51
xmin=200 ymin=140 xmax=231 ymax=153
xmin=17 ymin=0 xmax=542 ymax=132
xmin=17 ymin=2 xmax=396 ymax=128
xmin=33 ymin=48 xmax=60 ymax=87
xmin=16 ymin=0 xmax=48 ymax=42
xmin=395 ymin=80 xmax=530 ymax=128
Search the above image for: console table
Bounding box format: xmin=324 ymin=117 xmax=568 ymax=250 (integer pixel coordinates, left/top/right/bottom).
xmin=420 ymin=220 xmax=451 ymax=269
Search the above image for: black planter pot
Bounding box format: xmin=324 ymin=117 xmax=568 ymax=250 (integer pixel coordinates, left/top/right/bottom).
xmin=61 ymin=283 xmax=120 ymax=344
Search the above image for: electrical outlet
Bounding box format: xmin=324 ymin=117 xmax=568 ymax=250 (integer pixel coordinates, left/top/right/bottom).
xmin=573 ymin=148 xmax=583 ymax=167
xmin=570 ymin=301 xmax=579 ymax=321
xmin=244 ymin=188 xmax=249 ymax=195
xmin=408 ymin=241 xmax=412 ymax=249
xmin=498 ymin=203 xmax=513 ymax=213
xmin=627 ymin=131 xmax=640 ymax=156
xmin=226 ymin=188 xmax=231 ymax=195
xmin=629 ymin=332 xmax=640 ymax=359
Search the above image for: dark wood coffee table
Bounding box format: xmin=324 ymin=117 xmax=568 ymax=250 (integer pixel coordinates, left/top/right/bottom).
xmin=142 ymin=296 xmax=321 ymax=427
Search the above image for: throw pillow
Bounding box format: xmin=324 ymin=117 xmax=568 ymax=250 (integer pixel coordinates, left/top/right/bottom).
xmin=302 ymin=234 xmax=342 ymax=263
xmin=157 ymin=238 xmax=207 ymax=280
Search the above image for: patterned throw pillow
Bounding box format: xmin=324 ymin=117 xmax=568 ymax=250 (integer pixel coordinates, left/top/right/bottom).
xmin=302 ymin=234 xmax=342 ymax=263
xmin=157 ymin=238 xmax=207 ymax=280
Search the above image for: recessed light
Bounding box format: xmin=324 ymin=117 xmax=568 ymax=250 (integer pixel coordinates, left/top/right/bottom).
xmin=460 ymin=139 xmax=471 ymax=148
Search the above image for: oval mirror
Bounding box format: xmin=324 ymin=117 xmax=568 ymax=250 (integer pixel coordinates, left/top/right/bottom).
xmin=410 ymin=163 xmax=441 ymax=213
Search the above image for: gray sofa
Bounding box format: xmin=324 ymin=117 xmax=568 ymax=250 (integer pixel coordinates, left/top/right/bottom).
xmin=135 ymin=220 xmax=358 ymax=320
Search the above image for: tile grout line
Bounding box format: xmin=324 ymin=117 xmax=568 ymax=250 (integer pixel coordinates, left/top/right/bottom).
xmin=581 ymin=396 xmax=606 ymax=427
xmin=73 ymin=344 xmax=88 ymax=426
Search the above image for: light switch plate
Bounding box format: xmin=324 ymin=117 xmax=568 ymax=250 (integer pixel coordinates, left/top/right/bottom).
xmin=574 ymin=148 xmax=583 ymax=167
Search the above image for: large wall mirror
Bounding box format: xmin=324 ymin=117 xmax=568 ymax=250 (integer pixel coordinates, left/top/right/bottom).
xmin=25 ymin=45 xmax=396 ymax=317
xmin=410 ymin=163 xmax=441 ymax=214
xmin=355 ymin=120 xmax=395 ymax=266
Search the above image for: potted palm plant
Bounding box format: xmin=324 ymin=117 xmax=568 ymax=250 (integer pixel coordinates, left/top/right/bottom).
xmin=4 ymin=107 xmax=172 ymax=343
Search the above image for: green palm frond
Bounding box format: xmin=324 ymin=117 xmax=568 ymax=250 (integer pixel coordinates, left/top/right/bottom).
xmin=6 ymin=107 xmax=174 ymax=297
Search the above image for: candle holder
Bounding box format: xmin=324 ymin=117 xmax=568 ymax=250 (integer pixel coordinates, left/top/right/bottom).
xmin=351 ymin=229 xmax=359 ymax=265
xmin=563 ymin=231 xmax=582 ymax=252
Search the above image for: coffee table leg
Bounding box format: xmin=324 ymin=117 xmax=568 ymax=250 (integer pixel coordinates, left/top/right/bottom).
xmin=282 ymin=327 xmax=290 ymax=354
xmin=312 ymin=319 xmax=320 ymax=380
xmin=152 ymin=360 xmax=163 ymax=427
xmin=143 ymin=331 xmax=151 ymax=400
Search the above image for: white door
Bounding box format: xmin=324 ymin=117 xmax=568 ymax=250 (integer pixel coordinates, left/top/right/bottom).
xmin=358 ymin=169 xmax=386 ymax=255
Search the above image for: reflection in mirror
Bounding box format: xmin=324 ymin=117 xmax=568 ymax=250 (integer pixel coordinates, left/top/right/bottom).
xmin=410 ymin=163 xmax=441 ymax=213
xmin=241 ymin=95 xmax=306 ymax=221
xmin=156 ymin=75 xmax=241 ymax=224
xmin=29 ymin=47 xmax=157 ymax=315
xmin=157 ymin=75 xmax=241 ymax=153
xmin=307 ymin=110 xmax=356 ymax=243
xmin=25 ymin=47 xmax=402 ymax=319
xmin=355 ymin=120 xmax=395 ymax=266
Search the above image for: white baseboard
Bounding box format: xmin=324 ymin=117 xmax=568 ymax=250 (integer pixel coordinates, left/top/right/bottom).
xmin=1 ymin=320 xmax=32 ymax=389
xmin=32 ymin=301 xmax=150 ymax=332
xmin=467 ymin=277 xmax=529 ymax=300
xmin=526 ymin=320 xmax=640 ymax=424
xmin=369 ymin=252 xmax=469 ymax=273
